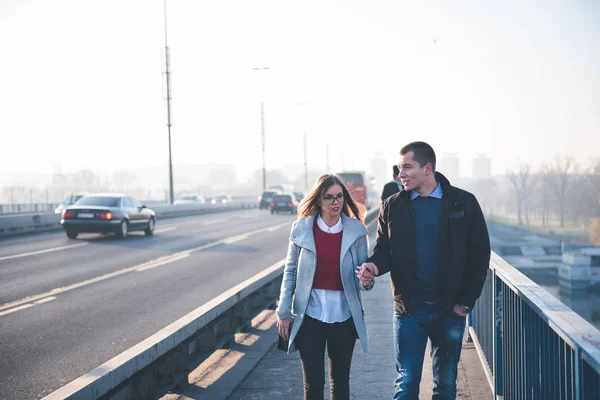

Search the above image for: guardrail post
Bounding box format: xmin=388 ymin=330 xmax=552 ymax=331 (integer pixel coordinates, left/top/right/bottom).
xmin=196 ymin=327 xmax=217 ymax=352
xmin=154 ymin=341 xmax=191 ymax=396
xmin=574 ymin=347 xmax=581 ymax=400
xmin=131 ymin=367 xmax=155 ymax=400
xmin=493 ymin=270 xmax=504 ymax=398
xmin=233 ymin=302 xmax=252 ymax=332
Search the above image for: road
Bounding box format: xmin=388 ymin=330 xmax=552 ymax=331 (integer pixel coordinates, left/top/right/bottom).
xmin=0 ymin=209 xmax=295 ymax=399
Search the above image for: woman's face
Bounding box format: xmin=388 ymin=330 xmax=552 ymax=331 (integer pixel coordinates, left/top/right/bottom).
xmin=320 ymin=184 xmax=344 ymax=218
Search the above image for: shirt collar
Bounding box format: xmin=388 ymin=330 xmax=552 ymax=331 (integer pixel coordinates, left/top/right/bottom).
xmin=317 ymin=214 xmax=343 ymax=233
xmin=410 ymin=182 xmax=443 ymax=201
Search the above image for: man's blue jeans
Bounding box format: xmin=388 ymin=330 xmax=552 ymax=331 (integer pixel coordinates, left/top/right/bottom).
xmin=393 ymin=301 xmax=466 ymax=400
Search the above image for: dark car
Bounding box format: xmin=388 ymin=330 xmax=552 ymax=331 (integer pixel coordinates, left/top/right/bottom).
xmin=60 ymin=194 xmax=156 ymax=239
xmin=270 ymin=194 xmax=299 ymax=215
xmin=293 ymin=191 xmax=304 ymax=202
xmin=259 ymin=190 xmax=280 ymax=209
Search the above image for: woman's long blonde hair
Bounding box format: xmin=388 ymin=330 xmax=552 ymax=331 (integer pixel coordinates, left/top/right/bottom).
xmin=298 ymin=174 xmax=365 ymax=222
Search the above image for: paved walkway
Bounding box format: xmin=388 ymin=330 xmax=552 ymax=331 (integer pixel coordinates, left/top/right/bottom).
xmin=226 ymin=273 xmax=492 ymax=399
xmin=165 ymin=230 xmax=493 ymax=400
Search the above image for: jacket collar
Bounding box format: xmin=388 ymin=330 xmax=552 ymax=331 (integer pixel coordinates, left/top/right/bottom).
xmin=290 ymin=213 xmax=368 ymax=256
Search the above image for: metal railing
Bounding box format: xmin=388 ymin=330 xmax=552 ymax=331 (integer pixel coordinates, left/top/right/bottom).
xmin=0 ymin=197 xmax=259 ymax=215
xmin=469 ymin=253 xmax=600 ymax=399
xmin=0 ymin=203 xmax=60 ymax=215
xmin=0 ymin=202 xmax=259 ymax=237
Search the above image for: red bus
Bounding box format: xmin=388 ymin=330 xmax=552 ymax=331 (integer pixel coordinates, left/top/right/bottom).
xmin=337 ymin=171 xmax=368 ymax=208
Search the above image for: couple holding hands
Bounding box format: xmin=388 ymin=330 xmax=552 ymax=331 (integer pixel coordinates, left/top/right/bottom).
xmin=276 ymin=141 xmax=491 ymax=400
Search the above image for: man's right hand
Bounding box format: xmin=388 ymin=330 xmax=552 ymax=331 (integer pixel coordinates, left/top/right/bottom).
xmin=357 ymin=262 xmax=379 ymax=286
xmin=277 ymin=318 xmax=293 ymax=340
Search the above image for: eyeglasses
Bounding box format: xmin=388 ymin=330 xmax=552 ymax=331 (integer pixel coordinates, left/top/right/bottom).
xmin=322 ymin=193 xmax=344 ymax=204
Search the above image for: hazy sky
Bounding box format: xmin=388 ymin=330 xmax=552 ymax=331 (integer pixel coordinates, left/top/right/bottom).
xmin=1 ymin=0 xmax=598 ymax=182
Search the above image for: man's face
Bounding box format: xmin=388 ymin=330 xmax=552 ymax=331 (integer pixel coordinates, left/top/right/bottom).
xmin=398 ymin=151 xmax=431 ymax=191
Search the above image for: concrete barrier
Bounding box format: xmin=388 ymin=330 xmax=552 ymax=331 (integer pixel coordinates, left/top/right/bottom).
xmin=42 ymin=259 xmax=286 ymax=400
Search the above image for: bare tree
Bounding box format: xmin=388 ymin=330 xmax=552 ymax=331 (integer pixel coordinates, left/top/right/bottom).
xmin=538 ymin=163 xmax=554 ymax=226
xmin=585 ymin=158 xmax=600 ymax=215
xmin=507 ymin=164 xmax=532 ymax=225
xmin=547 ymin=155 xmax=577 ymax=228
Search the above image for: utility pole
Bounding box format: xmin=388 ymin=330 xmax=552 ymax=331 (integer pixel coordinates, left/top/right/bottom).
xmin=297 ymin=102 xmax=310 ymax=191
xmin=163 ymin=0 xmax=174 ymax=204
xmin=303 ymin=130 xmax=308 ymax=191
xmin=253 ymin=67 xmax=270 ymax=191
xmin=260 ymin=100 xmax=266 ymax=190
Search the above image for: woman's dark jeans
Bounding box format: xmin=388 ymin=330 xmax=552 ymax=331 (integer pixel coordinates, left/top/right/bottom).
xmin=296 ymin=315 xmax=357 ymax=400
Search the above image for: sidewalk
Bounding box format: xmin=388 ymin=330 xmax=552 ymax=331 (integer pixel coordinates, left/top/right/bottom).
xmin=227 ymin=272 xmax=492 ymax=399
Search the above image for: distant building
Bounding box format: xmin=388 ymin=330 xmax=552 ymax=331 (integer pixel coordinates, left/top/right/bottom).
xmin=472 ymin=154 xmax=492 ymax=179
xmin=369 ymin=152 xmax=388 ymax=189
xmin=439 ymin=154 xmax=460 ymax=181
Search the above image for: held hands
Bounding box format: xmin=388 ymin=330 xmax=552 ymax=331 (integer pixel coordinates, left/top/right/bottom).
xmin=356 ymin=262 xmax=379 ymax=287
xmin=277 ymin=318 xmax=293 ymax=341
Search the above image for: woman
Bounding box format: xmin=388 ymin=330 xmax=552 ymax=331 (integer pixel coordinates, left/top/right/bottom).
xmin=276 ymin=174 xmax=375 ymax=400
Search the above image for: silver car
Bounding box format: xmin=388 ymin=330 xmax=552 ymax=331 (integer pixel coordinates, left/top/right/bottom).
xmin=54 ymin=192 xmax=90 ymax=214
xmin=60 ymin=194 xmax=156 ymax=239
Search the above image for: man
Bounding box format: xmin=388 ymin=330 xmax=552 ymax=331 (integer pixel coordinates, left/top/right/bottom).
xmin=380 ymin=165 xmax=402 ymax=201
xmin=358 ymin=141 xmax=490 ymax=399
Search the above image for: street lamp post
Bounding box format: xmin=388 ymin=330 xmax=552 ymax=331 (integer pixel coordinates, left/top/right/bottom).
xmin=163 ymin=0 xmax=174 ymax=204
xmin=303 ymin=129 xmax=308 ymax=190
xmin=326 ymin=143 xmax=330 ymax=173
xmin=253 ymin=67 xmax=270 ymax=191
xmin=297 ymin=102 xmax=310 ymax=191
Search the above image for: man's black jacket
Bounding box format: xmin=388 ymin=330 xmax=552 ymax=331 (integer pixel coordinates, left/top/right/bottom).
xmin=368 ymin=172 xmax=490 ymax=313
xmin=381 ymin=180 xmax=401 ymax=201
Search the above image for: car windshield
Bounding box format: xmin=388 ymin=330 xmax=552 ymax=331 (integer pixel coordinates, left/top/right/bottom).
xmin=65 ymin=195 xmax=85 ymax=205
xmin=273 ymin=195 xmax=292 ymax=202
xmin=75 ymin=197 xmax=121 ymax=207
xmin=180 ymin=196 xmax=198 ymax=201
xmin=262 ymin=191 xmax=277 ymax=197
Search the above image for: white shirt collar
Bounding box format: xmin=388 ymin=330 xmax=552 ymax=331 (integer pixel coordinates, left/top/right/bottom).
xmin=317 ymin=214 xmax=343 ymax=234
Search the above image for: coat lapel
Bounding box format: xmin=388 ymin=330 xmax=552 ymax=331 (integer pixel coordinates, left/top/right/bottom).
xmin=339 ymin=214 xmax=367 ymax=265
xmin=290 ymin=215 xmax=317 ymax=255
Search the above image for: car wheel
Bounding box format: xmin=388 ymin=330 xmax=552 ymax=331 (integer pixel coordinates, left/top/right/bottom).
xmin=116 ymin=220 xmax=128 ymax=239
xmin=144 ymin=217 xmax=155 ymax=236
xmin=66 ymin=231 xmax=78 ymax=239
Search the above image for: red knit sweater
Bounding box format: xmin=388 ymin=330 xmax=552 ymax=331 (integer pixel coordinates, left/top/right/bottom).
xmin=312 ymin=220 xmax=343 ymax=291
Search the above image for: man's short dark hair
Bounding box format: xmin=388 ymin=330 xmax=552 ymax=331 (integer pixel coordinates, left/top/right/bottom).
xmin=392 ymin=165 xmax=399 ymax=178
xmin=400 ymin=141 xmax=436 ymax=171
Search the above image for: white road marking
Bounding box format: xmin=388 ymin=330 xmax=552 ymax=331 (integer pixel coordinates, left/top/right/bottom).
xmin=222 ymin=234 xmax=249 ymax=244
xmin=0 ymin=243 xmax=89 ymax=262
xmin=154 ymin=227 xmax=177 ymax=234
xmin=135 ymin=253 xmax=190 ymax=272
xmin=0 ymin=304 xmax=34 ymax=316
xmin=34 ymin=297 xmax=56 ymax=304
xmin=202 ymin=219 xmax=227 ymax=226
xmin=0 ymin=221 xmax=291 ymax=317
